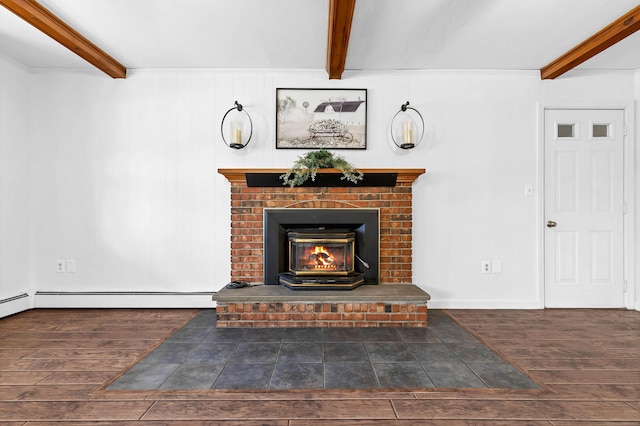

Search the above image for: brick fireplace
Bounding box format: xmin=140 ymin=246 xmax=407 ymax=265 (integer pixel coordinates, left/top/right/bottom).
xmin=215 ymin=168 xmax=429 ymax=327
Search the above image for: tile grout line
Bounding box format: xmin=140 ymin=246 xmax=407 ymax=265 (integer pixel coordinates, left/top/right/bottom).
xmin=266 ymin=337 xmax=285 ymax=390
xmin=212 ymin=330 xmax=253 ymax=389
xmin=401 ymin=327 xmax=438 ymax=388
xmin=361 ymin=330 xmax=382 ymax=389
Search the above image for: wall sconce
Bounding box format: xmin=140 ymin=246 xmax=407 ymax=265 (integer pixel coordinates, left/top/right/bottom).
xmin=221 ymin=101 xmax=253 ymax=149
xmin=390 ymin=101 xmax=424 ymax=149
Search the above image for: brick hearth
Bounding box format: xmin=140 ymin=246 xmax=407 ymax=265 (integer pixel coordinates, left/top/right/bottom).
xmin=214 ymin=284 xmax=430 ymax=328
xmin=216 ymin=168 xmax=427 ymax=327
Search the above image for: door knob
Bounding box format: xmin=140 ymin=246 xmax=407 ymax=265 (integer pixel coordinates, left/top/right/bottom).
xmin=547 ymin=220 xmax=557 ymax=228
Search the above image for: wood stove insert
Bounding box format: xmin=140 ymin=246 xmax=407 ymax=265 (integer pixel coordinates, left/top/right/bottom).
xmin=264 ymin=208 xmax=379 ymax=289
xmin=279 ymin=228 xmax=365 ymax=290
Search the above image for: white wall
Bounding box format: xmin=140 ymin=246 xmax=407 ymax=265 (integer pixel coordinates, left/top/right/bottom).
xmin=0 ymin=54 xmax=32 ymax=316
xmin=20 ymin=68 xmax=638 ymax=309
xmin=635 ymin=69 xmax=640 ymax=311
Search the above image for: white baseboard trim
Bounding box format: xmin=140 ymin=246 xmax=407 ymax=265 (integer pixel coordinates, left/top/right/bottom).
xmin=0 ymin=293 xmax=32 ymax=318
xmin=34 ymin=291 xmax=216 ymax=309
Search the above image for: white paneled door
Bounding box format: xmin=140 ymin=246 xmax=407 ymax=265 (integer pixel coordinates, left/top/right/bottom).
xmin=544 ymin=109 xmax=625 ymax=308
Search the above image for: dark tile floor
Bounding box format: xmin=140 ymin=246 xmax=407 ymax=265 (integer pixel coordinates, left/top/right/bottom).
xmin=107 ymin=309 xmax=539 ymax=391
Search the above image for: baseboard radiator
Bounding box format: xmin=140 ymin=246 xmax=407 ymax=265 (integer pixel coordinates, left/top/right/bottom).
xmin=0 ymin=293 xmax=31 ymax=318
xmin=34 ymin=291 xmax=216 ymax=309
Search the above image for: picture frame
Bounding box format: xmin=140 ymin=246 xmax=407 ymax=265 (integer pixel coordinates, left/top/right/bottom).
xmin=276 ymin=88 xmax=367 ymax=149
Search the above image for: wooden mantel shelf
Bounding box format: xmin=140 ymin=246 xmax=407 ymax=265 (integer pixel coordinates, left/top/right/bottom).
xmin=218 ymin=168 xmax=425 ymax=187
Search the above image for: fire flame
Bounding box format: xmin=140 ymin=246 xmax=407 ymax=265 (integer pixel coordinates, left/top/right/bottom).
xmin=310 ymin=245 xmax=336 ymax=268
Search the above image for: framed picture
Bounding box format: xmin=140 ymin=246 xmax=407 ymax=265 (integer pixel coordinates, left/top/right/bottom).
xmin=276 ymin=88 xmax=367 ymax=149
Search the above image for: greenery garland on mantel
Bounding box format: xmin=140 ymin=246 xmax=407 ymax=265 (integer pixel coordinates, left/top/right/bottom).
xmin=280 ymin=149 xmax=364 ymax=187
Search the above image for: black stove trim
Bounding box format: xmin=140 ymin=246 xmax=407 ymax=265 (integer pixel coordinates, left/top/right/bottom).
xmin=263 ymin=208 xmax=379 ymax=286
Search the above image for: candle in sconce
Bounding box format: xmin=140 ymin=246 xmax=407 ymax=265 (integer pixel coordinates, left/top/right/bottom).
xmin=401 ymin=120 xmax=414 ymax=145
xmin=231 ymin=121 xmax=243 ymax=146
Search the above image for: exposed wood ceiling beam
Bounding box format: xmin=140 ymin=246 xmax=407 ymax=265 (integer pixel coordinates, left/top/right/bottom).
xmin=541 ymin=5 xmax=640 ymax=80
xmin=326 ymin=0 xmax=356 ymax=79
xmin=0 ymin=0 xmax=126 ymax=78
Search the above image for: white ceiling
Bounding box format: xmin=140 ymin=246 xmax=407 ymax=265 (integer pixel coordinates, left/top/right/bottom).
xmin=1 ymin=0 xmax=640 ymax=75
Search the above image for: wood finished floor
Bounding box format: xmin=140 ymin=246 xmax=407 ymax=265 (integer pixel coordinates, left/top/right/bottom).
xmin=0 ymin=308 xmax=639 ymax=424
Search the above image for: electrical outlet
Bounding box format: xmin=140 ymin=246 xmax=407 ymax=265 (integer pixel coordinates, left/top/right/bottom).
xmin=481 ymin=261 xmax=491 ymax=274
xmin=56 ymin=260 xmax=66 ymax=273
xmin=67 ymin=259 xmax=76 ymax=273
xmin=492 ymin=260 xmax=502 ymax=273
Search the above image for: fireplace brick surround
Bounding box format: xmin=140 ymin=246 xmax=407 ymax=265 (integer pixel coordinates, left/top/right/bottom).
xmin=216 ymin=168 xmax=429 ymax=327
